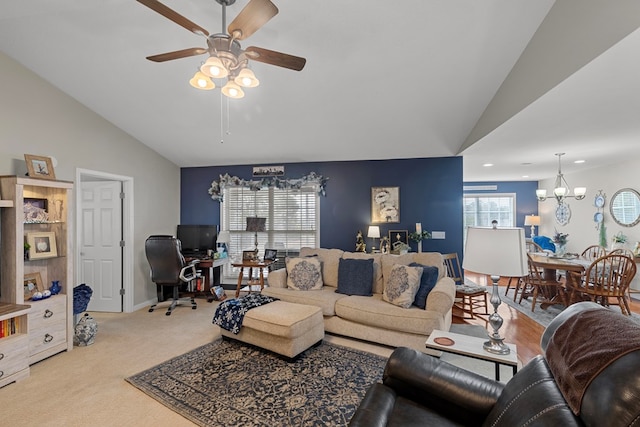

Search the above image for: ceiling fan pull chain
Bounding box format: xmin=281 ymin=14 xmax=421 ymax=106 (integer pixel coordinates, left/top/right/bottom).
xmin=226 ymin=96 xmax=231 ymax=136
xmin=220 ymin=91 xmax=224 ymax=143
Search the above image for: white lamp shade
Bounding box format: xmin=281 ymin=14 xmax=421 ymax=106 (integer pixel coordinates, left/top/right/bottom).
xmin=217 ymin=230 xmax=230 ymax=244
xmin=234 ymin=68 xmax=260 ymax=88
xmin=200 ymin=56 xmax=229 ymax=79
xmin=189 ymin=71 xmax=215 ymax=90
xmin=524 ymin=215 xmax=540 ymax=226
xmin=462 ymin=227 xmax=527 ymax=277
xmin=367 ymin=225 xmax=381 ymax=239
xmin=222 ymin=80 xmax=245 ymax=99
xmin=553 ymin=187 xmax=567 ymax=197
xmin=574 ymin=187 xmax=587 ymax=198
xmin=536 ymin=189 xmax=547 ymax=199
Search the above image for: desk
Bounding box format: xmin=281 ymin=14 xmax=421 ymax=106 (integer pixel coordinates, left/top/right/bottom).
xmin=185 ymin=257 xmax=230 ymax=302
xmin=232 ymin=260 xmax=275 ymax=298
xmin=426 ymin=329 xmax=518 ymax=381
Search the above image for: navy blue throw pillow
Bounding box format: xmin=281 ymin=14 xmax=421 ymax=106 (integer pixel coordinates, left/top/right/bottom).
xmin=336 ymin=258 xmax=374 ymax=296
xmin=409 ymin=263 xmax=439 ymax=309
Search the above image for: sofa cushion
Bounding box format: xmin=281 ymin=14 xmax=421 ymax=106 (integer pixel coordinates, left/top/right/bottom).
xmin=335 ymin=294 xmax=444 ymax=335
xmin=336 ymin=258 xmax=374 ymax=296
xmin=383 ymin=264 xmax=423 ymax=308
xmin=342 ymin=252 xmax=384 ymax=294
xmin=262 ymin=286 xmax=347 ymax=316
xmin=299 ymin=247 xmax=344 ymax=288
xmin=381 ymin=252 xmax=444 ymax=292
xmin=409 ymin=263 xmax=440 ymax=309
xmin=286 ymin=257 xmax=323 ymax=290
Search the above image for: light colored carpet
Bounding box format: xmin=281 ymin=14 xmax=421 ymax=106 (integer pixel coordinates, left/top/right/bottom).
xmin=0 ymin=300 xmax=503 ymax=426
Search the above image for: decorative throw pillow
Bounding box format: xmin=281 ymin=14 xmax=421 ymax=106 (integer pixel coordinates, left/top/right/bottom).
xmin=409 ymin=263 xmax=439 ymax=309
xmin=336 ymin=258 xmax=374 ymax=296
xmin=383 ymin=264 xmax=423 ymax=308
xmin=286 ymin=257 xmax=323 ymax=290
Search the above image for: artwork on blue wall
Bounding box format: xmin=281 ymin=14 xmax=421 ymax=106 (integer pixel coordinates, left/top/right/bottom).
xmin=371 ymin=186 xmax=400 ymax=223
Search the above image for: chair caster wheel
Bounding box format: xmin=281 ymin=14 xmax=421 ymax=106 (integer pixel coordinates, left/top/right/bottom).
xmin=148 ymin=309 xmax=153 ymax=312
xmin=165 ymin=311 xmax=171 ymax=316
xmin=192 ymin=306 xmax=197 ymax=310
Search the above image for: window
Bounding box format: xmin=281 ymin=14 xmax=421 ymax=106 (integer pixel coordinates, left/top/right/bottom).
xmin=221 ymin=185 xmax=320 ymax=279
xmin=463 ymin=193 xmax=516 ymax=229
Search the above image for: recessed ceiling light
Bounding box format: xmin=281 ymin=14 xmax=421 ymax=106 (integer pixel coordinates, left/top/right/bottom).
xmin=522 ymin=175 xmax=529 ymax=178
xmin=483 ymin=163 xmax=493 ymax=167
xmin=574 ymin=159 xmax=585 ymax=164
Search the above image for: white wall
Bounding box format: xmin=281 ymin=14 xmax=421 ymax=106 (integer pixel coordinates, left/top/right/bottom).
xmin=537 ymin=157 xmax=640 ymax=289
xmin=0 ymin=52 xmax=180 ymax=308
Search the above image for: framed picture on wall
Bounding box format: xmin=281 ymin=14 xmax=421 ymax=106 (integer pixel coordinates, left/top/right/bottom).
xmin=371 ymin=187 xmax=400 ymax=223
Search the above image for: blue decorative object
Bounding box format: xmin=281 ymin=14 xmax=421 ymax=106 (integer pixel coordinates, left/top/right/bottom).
xmin=533 ymin=236 xmax=556 ymax=253
xmin=50 ymin=280 xmax=61 ymax=295
xmin=336 ymin=258 xmax=374 ymax=296
xmin=213 ymin=294 xmax=278 ymax=334
xmin=73 ymin=284 xmax=93 ymax=315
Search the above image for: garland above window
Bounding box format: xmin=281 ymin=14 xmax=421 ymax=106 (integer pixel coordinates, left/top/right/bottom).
xmin=208 ymin=172 xmax=329 ymax=202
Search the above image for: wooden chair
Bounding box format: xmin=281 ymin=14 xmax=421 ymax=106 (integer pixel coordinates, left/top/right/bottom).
xmin=519 ymin=253 xmax=566 ymax=311
xmin=567 ymin=253 xmax=637 ymax=315
xmin=581 ymin=245 xmax=607 ymax=261
xmin=442 ymin=252 xmax=463 ymax=286
xmin=610 ymin=248 xmax=635 ymax=258
xmin=507 ymin=240 xmax=543 ymax=300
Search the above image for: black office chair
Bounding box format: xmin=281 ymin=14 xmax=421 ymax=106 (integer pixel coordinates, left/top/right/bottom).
xmin=145 ymin=235 xmax=198 ymax=316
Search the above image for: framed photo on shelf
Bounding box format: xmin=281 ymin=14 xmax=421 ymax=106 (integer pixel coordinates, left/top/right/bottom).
xmin=24 ymin=154 xmax=56 ymax=180
xmin=388 ymin=230 xmax=409 ymax=254
xmin=23 ymin=197 xmax=49 ymax=223
xmin=242 ymin=250 xmax=258 ymax=262
xmin=26 ymin=231 xmax=58 ymax=260
xmin=371 ymin=186 xmax=400 ymax=223
xmin=23 ymin=272 xmax=44 ymax=300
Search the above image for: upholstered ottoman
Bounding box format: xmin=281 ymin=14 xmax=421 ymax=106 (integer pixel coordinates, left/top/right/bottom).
xmin=220 ymin=300 xmax=324 ymax=358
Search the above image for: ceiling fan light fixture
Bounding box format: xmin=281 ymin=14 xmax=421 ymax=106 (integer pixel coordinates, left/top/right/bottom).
xmin=200 ymin=56 xmax=229 ymax=78
xmin=222 ymin=80 xmax=245 ymax=98
xmin=189 ymin=71 xmax=215 ymax=90
xmin=234 ymin=68 xmax=259 ymax=88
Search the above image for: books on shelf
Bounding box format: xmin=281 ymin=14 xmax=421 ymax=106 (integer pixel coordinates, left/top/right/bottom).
xmin=0 ymin=317 xmax=20 ymax=338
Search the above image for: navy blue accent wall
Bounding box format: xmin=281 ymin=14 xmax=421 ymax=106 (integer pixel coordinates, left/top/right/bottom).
xmin=181 ymin=157 xmax=464 ymax=256
xmin=463 ymin=181 xmax=539 ymax=237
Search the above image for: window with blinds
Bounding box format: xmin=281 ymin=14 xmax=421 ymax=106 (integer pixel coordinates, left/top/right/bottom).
xmin=221 ymin=185 xmax=320 ymax=275
xmin=464 ymin=193 xmax=516 ymax=228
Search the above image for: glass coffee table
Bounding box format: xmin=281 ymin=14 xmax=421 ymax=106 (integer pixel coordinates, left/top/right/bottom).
xmin=426 ymin=329 xmax=518 ymax=381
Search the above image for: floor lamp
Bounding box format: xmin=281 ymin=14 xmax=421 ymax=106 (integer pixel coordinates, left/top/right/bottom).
xmin=462 ymin=226 xmax=527 ymax=355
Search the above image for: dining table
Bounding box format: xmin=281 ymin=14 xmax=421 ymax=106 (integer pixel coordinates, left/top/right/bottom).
xmin=528 ymin=253 xmax=593 ymax=308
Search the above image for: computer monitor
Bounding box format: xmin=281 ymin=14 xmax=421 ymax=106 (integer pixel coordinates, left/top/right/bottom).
xmin=176 ymin=225 xmax=217 ymax=257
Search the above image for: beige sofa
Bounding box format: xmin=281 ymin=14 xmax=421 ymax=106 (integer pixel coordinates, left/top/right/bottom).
xmin=262 ymin=247 xmax=456 ymax=354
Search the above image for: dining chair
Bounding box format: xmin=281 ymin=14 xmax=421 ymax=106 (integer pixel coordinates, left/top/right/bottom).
xmin=610 ymin=248 xmax=635 ymax=258
xmin=581 ymin=245 xmax=607 ymax=261
xmin=519 ymin=253 xmax=566 ymax=311
xmin=507 ymin=241 xmax=544 ymax=300
xmin=566 ymin=253 xmax=637 ymax=315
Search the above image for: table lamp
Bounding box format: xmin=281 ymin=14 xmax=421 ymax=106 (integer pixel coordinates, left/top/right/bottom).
xmin=217 ymin=230 xmax=230 ymax=254
xmin=462 ymin=227 xmax=527 ymax=355
xmin=367 ymin=225 xmax=381 ymax=252
xmin=524 ymin=215 xmax=541 ymax=238
xmin=246 ymin=217 xmax=266 ymax=254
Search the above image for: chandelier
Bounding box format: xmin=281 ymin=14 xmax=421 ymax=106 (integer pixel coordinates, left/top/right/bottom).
xmin=536 ymin=153 xmax=586 ymax=203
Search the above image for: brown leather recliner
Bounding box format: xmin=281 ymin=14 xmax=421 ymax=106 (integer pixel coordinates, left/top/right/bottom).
xmin=349 ymin=301 xmax=640 ymax=426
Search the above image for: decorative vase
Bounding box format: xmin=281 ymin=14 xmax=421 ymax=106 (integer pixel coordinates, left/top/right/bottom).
xmin=50 ymin=280 xmax=61 ymax=295
xmin=554 ymin=243 xmax=566 ymax=256
xmin=417 ymin=241 xmax=422 ymax=253
xmin=74 ymin=313 xmax=98 ymax=346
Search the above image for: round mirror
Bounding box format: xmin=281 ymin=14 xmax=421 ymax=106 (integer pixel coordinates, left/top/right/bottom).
xmin=609 ymin=188 xmax=640 ymax=227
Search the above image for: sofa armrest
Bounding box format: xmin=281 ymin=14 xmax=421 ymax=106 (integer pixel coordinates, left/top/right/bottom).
xmin=266 ymin=268 xmax=287 ymax=288
xmin=382 ymin=347 xmax=504 ymax=424
xmin=425 ymin=276 xmax=456 ymax=314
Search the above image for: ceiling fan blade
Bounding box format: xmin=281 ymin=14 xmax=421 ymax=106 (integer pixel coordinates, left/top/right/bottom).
xmin=137 ymin=0 xmax=209 ymax=36
xmin=146 ymin=47 xmax=208 ymax=62
xmin=245 ymin=46 xmax=306 ymax=71
xmin=228 ymin=0 xmax=278 ymax=40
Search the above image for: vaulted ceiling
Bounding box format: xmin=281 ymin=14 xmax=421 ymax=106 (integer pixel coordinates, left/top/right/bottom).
xmin=1 ymin=1 xmax=639 ymax=181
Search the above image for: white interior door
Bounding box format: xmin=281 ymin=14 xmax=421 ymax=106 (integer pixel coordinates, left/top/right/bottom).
xmin=80 ymin=180 xmax=123 ymax=312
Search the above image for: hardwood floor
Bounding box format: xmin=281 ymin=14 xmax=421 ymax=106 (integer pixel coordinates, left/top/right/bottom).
xmin=454 ymin=272 xmax=640 ymax=367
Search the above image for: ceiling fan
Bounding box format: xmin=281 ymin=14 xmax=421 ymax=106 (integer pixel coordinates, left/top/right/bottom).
xmin=137 ymin=0 xmax=306 ymax=98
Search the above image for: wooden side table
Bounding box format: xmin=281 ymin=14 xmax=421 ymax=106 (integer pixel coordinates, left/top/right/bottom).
xmin=232 ymin=260 xmax=275 ymax=298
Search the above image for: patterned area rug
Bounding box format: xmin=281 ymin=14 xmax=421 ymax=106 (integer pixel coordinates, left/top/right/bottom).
xmin=126 ymin=339 xmax=386 ymax=427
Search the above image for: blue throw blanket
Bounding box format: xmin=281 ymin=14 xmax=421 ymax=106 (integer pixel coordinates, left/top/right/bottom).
xmin=212 ymin=293 xmax=278 ymax=334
